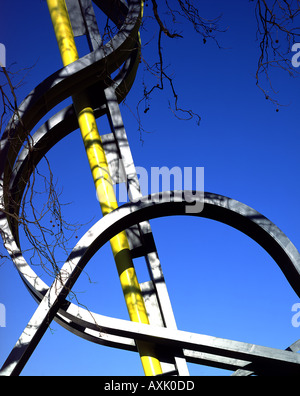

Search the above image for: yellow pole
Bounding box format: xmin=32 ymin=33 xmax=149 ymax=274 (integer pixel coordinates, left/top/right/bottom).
xmin=47 ymin=0 xmax=162 ymax=376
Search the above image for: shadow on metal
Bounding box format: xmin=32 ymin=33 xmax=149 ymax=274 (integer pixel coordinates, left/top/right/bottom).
xmin=1 ymin=190 xmax=300 ymax=376
xmin=1 ymin=0 xmax=300 ymax=376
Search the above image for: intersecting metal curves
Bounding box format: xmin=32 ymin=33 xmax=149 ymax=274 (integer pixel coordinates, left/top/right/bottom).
xmin=2 ymin=190 xmax=300 ymax=375
xmin=1 ymin=0 xmax=300 ymax=376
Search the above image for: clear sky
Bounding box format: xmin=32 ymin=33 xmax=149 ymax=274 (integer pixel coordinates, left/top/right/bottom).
xmin=1 ymin=0 xmax=300 ymax=376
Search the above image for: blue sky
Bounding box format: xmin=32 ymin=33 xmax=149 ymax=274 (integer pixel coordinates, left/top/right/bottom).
xmin=1 ymin=0 xmax=300 ymax=376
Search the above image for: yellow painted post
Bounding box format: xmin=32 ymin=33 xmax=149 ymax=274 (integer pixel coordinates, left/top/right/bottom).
xmin=47 ymin=0 xmax=162 ymax=376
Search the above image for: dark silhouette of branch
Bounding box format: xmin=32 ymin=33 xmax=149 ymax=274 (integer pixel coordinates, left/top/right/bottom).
xmin=253 ymin=0 xmax=300 ymax=107
xmin=150 ymin=0 xmax=183 ymax=39
xmin=0 ymin=65 xmax=83 ymax=273
xmin=130 ymin=0 xmax=226 ymax=135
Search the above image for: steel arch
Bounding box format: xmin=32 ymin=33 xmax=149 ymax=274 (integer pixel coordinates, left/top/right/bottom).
xmin=1 ymin=190 xmax=300 ymax=375
xmin=1 ymin=0 xmax=300 ymax=376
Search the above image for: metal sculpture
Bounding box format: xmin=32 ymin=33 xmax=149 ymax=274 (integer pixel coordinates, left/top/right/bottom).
xmin=1 ymin=0 xmax=300 ymax=376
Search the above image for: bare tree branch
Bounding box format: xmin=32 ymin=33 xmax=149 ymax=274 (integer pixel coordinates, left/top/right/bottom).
xmin=0 ymin=65 xmax=83 ymax=275
xmin=131 ymin=0 xmax=226 ymax=134
xmin=253 ymin=0 xmax=300 ymax=107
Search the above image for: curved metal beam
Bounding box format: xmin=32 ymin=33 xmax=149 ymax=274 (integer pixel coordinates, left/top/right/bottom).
xmin=1 ymin=191 xmax=300 ymax=376
xmin=1 ymin=0 xmax=299 ymax=376
xmin=0 ymin=0 xmax=141 ymax=194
